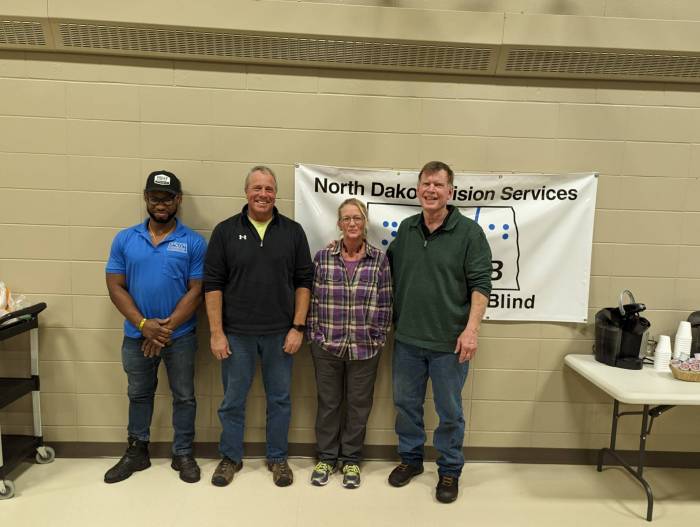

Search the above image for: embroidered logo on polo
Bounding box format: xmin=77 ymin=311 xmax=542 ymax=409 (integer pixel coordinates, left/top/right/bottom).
xmin=238 ymin=234 xmax=247 ymax=240
xmin=167 ymin=241 xmax=187 ymax=253
xmin=154 ymin=174 xmax=171 ymax=185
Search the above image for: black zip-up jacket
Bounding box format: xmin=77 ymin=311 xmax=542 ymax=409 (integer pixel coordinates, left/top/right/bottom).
xmin=204 ymin=205 xmax=313 ymax=335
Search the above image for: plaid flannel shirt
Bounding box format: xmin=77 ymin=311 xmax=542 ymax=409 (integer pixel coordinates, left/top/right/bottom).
xmin=307 ymin=241 xmax=392 ymax=360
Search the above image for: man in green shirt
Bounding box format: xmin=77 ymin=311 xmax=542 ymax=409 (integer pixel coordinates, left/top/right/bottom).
xmin=386 ymin=161 xmax=492 ymax=503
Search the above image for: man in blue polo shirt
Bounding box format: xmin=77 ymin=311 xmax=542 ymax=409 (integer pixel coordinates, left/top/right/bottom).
xmin=105 ymin=170 xmax=206 ymax=484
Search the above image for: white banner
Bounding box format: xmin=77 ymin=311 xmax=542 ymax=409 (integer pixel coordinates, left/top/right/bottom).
xmin=295 ymin=164 xmax=597 ymax=322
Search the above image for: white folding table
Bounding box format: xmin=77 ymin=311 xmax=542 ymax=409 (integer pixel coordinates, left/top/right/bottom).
xmin=565 ymin=354 xmax=700 ymax=521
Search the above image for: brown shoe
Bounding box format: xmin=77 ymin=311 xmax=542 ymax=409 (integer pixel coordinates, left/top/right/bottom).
xmin=267 ymin=460 xmax=293 ymax=487
xmin=211 ymin=457 xmax=242 ymax=487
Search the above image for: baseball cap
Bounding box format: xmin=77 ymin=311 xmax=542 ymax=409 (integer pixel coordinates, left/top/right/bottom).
xmin=144 ymin=170 xmax=181 ymax=195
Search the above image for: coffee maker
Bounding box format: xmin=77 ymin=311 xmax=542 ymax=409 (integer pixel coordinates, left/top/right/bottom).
xmin=594 ymin=290 xmax=650 ymax=370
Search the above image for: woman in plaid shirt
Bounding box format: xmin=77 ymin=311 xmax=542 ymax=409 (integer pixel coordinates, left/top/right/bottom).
xmin=306 ymin=198 xmax=393 ymax=489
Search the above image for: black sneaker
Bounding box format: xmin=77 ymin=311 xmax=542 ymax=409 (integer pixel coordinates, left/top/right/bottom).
xmin=388 ymin=462 xmax=424 ymax=487
xmin=171 ymin=454 xmax=201 ymax=483
xmin=267 ymin=460 xmax=294 ymax=487
xmin=211 ymin=457 xmax=243 ymax=487
xmin=436 ymin=474 xmax=459 ymax=503
xmin=104 ymin=437 xmax=151 ymax=484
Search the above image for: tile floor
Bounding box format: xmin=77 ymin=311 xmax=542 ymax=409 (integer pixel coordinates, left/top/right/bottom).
xmin=2 ymin=457 xmax=700 ymax=526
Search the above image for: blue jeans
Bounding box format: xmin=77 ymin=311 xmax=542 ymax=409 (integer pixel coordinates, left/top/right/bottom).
xmin=122 ymin=332 xmax=197 ymax=455
xmin=392 ymin=339 xmax=470 ymax=477
xmin=218 ymin=332 xmax=292 ymax=464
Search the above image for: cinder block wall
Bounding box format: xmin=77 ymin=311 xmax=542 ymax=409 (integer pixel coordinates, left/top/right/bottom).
xmin=282 ymin=0 xmax=700 ymax=20
xmin=2 ymin=0 xmax=700 ymax=454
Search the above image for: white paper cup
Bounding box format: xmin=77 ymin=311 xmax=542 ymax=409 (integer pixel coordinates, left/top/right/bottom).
xmin=674 ymin=336 xmax=692 ymax=359
xmin=657 ymin=335 xmax=671 ymax=355
xmin=676 ymin=321 xmax=692 ymax=339
xmin=654 ymin=351 xmax=671 ymax=372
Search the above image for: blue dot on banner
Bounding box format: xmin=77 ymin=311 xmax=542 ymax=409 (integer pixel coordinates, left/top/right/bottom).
xmin=488 ymin=224 xmax=495 ymax=230
xmin=502 ymin=233 xmax=509 ymax=240
xmin=391 ymin=231 xmax=397 ymax=237
xmin=382 ymin=239 xmax=389 ymax=246
xmin=392 ymin=221 xmax=398 ymax=228
xmin=503 ymin=224 xmax=510 ymax=230
xmin=383 ymin=221 xmax=389 ymax=227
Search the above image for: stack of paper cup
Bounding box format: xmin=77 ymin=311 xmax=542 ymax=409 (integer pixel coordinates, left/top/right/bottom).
xmin=654 ymin=335 xmax=672 ymax=372
xmin=674 ymin=321 xmax=692 ymax=360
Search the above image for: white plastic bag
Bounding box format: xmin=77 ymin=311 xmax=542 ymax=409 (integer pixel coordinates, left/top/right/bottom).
xmin=0 ymin=281 xmax=7 ymax=313
xmin=0 ymin=281 xmax=29 ymax=319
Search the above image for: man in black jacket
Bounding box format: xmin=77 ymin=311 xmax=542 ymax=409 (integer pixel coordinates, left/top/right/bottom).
xmin=204 ymin=165 xmax=313 ymax=488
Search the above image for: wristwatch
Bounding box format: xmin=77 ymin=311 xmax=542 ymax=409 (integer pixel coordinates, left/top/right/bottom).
xmin=292 ymin=324 xmax=306 ymax=333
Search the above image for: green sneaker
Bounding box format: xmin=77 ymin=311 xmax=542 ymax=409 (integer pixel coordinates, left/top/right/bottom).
xmin=310 ymin=461 xmax=336 ymax=486
xmin=342 ymin=463 xmax=361 ymax=489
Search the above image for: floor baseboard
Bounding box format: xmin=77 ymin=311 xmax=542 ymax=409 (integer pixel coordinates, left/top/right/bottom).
xmin=47 ymin=442 xmax=700 ymax=468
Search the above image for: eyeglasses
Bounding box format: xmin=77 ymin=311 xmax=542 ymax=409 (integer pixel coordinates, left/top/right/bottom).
xmin=340 ymin=216 xmax=365 ymax=225
xmin=146 ymin=196 xmax=175 ymax=206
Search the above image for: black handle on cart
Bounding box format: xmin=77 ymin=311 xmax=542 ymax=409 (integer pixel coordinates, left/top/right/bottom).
xmin=0 ymin=302 xmax=47 ymax=326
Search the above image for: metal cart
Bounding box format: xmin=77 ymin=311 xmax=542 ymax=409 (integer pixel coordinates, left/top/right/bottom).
xmin=0 ymin=303 xmax=55 ymax=499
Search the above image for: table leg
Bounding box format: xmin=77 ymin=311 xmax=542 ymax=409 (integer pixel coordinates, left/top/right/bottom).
xmin=598 ymin=400 xmax=620 ymax=471
xmin=597 ymin=401 xmax=655 ymax=521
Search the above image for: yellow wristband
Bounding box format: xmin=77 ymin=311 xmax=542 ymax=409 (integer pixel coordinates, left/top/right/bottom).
xmin=138 ymin=318 xmax=147 ymax=331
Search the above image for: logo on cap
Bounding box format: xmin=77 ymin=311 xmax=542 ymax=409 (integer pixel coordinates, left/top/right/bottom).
xmin=154 ymin=174 xmax=171 ymax=185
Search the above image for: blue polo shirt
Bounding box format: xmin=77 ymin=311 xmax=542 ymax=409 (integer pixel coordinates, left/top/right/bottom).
xmin=106 ymin=218 xmax=206 ymax=339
